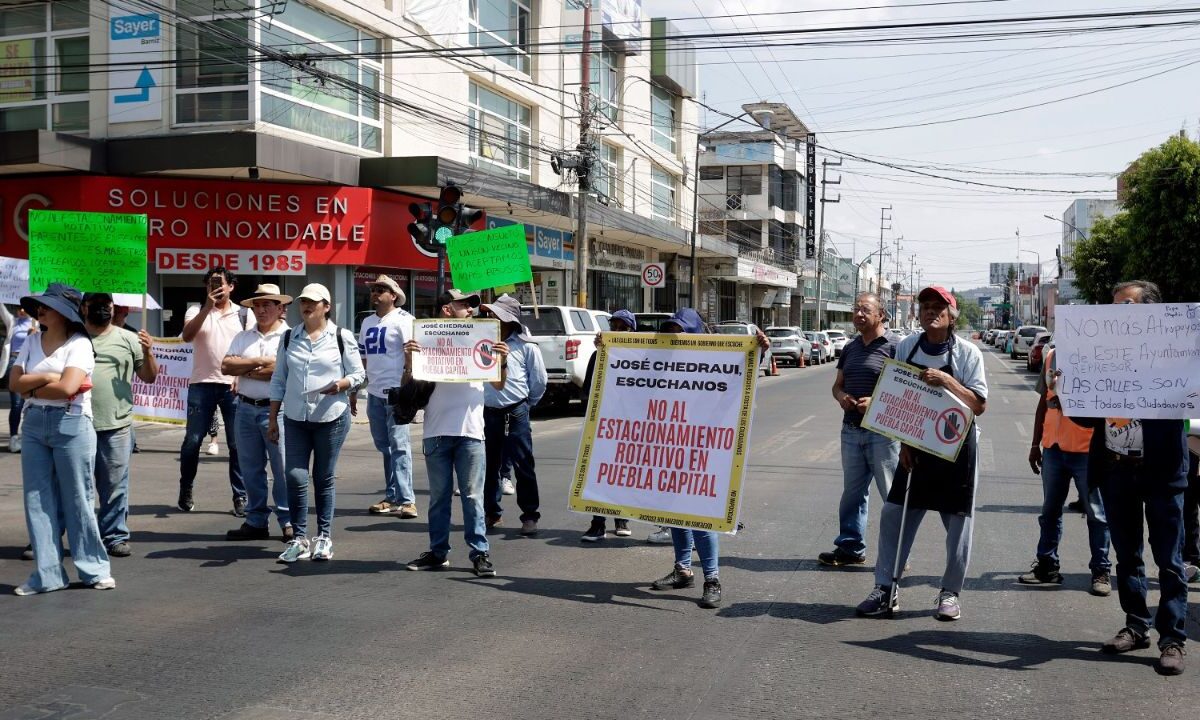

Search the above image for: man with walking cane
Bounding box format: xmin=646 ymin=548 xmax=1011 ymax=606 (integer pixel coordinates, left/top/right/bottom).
xmin=855 ymin=286 xmax=988 ymax=621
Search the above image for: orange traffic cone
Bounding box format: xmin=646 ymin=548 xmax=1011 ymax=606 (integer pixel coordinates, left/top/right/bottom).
xmin=770 ymin=354 xmax=779 ymax=376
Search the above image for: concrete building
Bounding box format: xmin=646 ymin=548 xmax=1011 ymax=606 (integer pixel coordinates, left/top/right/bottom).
xmin=1057 ymin=198 xmax=1118 ymax=303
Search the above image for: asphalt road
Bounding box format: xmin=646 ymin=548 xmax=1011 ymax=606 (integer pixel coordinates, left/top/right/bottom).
xmin=0 ymin=341 xmax=1196 ymax=720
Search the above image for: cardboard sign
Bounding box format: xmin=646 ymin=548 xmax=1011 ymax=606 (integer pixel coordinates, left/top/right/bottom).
xmin=445 ymin=224 xmax=533 ymax=292
xmin=132 ymin=338 xmax=192 ymax=425
xmin=569 ymin=333 xmax=759 ymax=534
xmin=1053 ymin=303 xmax=1200 ymax=419
xmin=861 ymin=359 xmax=975 ymax=462
xmin=28 ymin=210 xmax=148 ymax=294
xmin=411 ymin=318 xmax=502 ymax=383
xmin=0 ymin=255 xmax=28 ymax=304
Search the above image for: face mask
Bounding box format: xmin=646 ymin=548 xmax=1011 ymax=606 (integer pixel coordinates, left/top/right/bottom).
xmin=87 ymin=305 xmax=113 ymax=325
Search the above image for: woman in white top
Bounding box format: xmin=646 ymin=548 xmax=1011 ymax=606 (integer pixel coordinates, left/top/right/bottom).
xmin=10 ymin=283 xmax=113 ymax=595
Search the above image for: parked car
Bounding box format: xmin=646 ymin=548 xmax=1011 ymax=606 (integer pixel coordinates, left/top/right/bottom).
xmin=712 ymin=321 xmax=776 ymax=376
xmin=765 ymin=326 xmax=812 ymax=367
xmin=521 ymin=305 xmax=603 ymax=409
xmin=633 ymin=312 xmax=674 ymax=332
xmin=824 ymin=329 xmax=849 ymax=357
xmin=804 ymin=331 xmax=833 ymax=364
xmin=1010 ymin=324 xmax=1048 ymax=359
xmin=1027 ymin=332 xmax=1052 ymax=373
xmin=992 ymin=330 xmax=1010 ymax=349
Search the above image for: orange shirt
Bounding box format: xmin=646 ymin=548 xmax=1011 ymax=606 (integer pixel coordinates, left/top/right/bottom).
xmin=1039 ymin=349 xmax=1093 ymax=453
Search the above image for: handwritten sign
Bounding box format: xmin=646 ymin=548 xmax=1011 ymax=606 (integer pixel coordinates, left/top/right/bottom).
xmin=0 ymin=255 xmax=28 ymax=304
xmin=411 ymin=318 xmax=501 ymax=383
xmin=28 ymin=210 xmax=148 ymax=294
xmin=568 ymin=333 xmax=759 ymax=534
xmin=861 ymin=359 xmax=975 ymax=462
xmin=1053 ymin=303 xmax=1200 ymax=419
xmin=445 ymin=224 xmax=533 ymax=292
xmin=133 ymin=338 xmax=192 ymax=425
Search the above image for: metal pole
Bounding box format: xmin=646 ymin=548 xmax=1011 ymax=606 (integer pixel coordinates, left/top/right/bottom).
xmin=574 ymin=0 xmax=592 ymax=308
xmin=689 ymin=128 xmax=702 ymax=312
xmin=436 ymin=247 xmax=446 ymax=300
xmin=876 ymin=205 xmax=891 ymax=295
xmin=814 ymin=158 xmax=841 ymax=331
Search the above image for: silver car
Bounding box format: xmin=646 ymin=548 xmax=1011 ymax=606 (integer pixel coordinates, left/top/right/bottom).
xmin=765 ymin=326 xmax=813 ymax=367
xmin=804 ymin=331 xmax=833 ymax=364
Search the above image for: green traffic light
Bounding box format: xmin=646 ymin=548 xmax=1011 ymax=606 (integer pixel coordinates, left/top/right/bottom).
xmin=435 ymin=225 xmax=454 ymax=244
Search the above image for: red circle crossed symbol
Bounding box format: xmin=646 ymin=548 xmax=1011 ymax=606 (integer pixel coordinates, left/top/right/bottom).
xmin=473 ymin=339 xmax=496 ymax=370
xmin=936 ymin=408 xmax=968 ymax=444
xmin=642 ymin=264 xmax=664 ymax=287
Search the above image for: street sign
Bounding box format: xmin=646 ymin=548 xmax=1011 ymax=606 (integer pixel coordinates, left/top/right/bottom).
xmin=641 ymin=262 xmax=666 ymax=288
xmin=108 ymin=4 xmax=162 ymax=122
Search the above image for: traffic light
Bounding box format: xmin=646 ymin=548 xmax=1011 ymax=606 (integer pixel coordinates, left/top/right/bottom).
xmin=407 ymin=201 xmax=439 ymax=253
xmin=436 ymin=184 xmax=462 ymax=227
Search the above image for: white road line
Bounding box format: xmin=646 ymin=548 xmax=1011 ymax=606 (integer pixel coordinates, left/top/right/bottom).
xmin=792 ymin=415 xmax=815 ymax=428
xmin=1002 ymin=396 xmax=1010 ymax=404
xmin=978 ymin=438 xmax=995 ymax=472
xmin=1014 ymin=420 xmax=1028 ymax=437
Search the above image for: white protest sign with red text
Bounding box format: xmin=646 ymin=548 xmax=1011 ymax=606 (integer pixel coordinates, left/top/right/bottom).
xmin=411 ymin=319 xmax=501 ymax=383
xmin=569 ymin=333 xmax=758 ymax=533
xmin=861 ymin=358 xmax=974 ymax=462
xmin=132 ymin=337 xmax=193 ymax=425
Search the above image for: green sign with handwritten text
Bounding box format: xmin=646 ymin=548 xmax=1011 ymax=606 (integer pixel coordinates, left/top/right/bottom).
xmin=445 ymin=224 xmax=533 ymax=293
xmin=28 ymin=210 xmax=148 ymax=293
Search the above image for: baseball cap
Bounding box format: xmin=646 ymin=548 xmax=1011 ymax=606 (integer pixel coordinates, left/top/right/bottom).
xmin=917 ymin=286 xmax=957 ymax=309
xmin=438 ymin=288 xmax=481 ymax=308
xmin=297 ymin=283 xmax=332 ymax=304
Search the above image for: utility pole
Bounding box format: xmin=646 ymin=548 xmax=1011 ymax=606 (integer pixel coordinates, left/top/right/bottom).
xmin=1014 ymin=227 xmax=1021 ymax=327
xmin=908 ymin=253 xmax=916 ymax=327
xmin=892 ymin=234 xmax=903 ymax=321
xmin=876 ymin=205 xmax=892 ymax=295
xmin=573 ymin=0 xmax=594 ymax=308
xmin=813 ymin=157 xmax=841 ymax=330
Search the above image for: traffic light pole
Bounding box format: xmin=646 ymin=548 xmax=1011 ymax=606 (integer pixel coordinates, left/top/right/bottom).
xmin=436 ymin=247 xmax=446 ymax=301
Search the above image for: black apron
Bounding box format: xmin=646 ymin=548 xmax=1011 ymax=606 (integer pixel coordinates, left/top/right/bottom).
xmin=884 ymin=334 xmax=978 ymax=516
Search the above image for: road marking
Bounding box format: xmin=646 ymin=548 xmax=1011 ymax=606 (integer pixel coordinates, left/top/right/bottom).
xmin=1014 ymin=420 xmax=1028 ymax=437
xmin=978 ymin=438 xmax=995 ymax=472
xmin=792 ymin=415 xmax=815 ymax=428
xmin=800 ymin=439 xmax=840 ymax=463
xmin=1002 ymin=396 xmax=1010 ymax=404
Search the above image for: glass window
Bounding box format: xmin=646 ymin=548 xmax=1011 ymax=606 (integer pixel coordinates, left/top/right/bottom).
xmin=594 ymin=143 xmax=620 ymax=206
xmin=469 ymin=0 xmax=530 ymax=74
xmin=699 ymin=166 xmax=723 ymax=180
xmin=0 ymin=5 xmax=86 ymax=134
xmin=591 ymin=47 xmax=620 ymax=123
xmin=177 ymin=90 xmax=249 ymax=124
xmin=651 ymin=165 xmax=677 ymax=222
xmin=55 ymin=36 xmax=88 ymax=93
xmin=0 ymin=5 xmax=45 ymax=36
xmin=650 ymin=85 xmax=678 ymax=154
xmin=728 ymin=166 xmax=762 ymax=196
xmin=51 ymin=1 xmax=88 ymax=31
xmin=468 ymin=82 xmax=532 ymax=178
xmin=176 ymin=19 xmax=249 ymax=89
xmin=781 ymin=170 xmax=798 ymax=212
xmin=52 ymin=100 xmax=87 ymax=131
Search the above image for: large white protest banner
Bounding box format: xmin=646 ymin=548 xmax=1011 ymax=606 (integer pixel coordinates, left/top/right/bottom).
xmin=568 ymin=333 xmax=758 ymax=534
xmin=133 ymin=338 xmax=192 ymax=424
xmin=861 ymin=359 xmax=975 ymax=462
xmin=1054 ymin=303 xmax=1200 ymax=419
xmin=411 ymin=319 xmax=501 ymax=383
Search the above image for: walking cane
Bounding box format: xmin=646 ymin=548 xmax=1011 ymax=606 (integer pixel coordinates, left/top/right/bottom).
xmin=888 ymin=448 xmax=914 ymax=613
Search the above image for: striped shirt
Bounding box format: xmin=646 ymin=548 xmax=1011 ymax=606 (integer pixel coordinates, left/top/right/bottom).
xmin=837 ymin=333 xmax=898 ymax=426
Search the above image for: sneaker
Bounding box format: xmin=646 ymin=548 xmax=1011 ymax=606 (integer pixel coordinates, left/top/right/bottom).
xmin=700 ymin=578 xmax=722 ymax=609
xmin=646 ymin=527 xmax=673 ymax=545
xmin=177 ymin=485 xmax=194 ymax=512
xmin=231 ymin=496 xmax=247 ymax=518
xmin=281 ymin=525 xmax=295 ymax=543
xmin=818 ymin=547 xmax=867 ymax=567
xmin=1090 ymin=571 xmax=1112 ymax=597
xmin=500 ymin=477 xmax=516 ymax=496
xmin=368 ymin=499 xmax=393 ymax=515
xmin=1156 ymin=644 xmax=1186 ymax=676
xmin=472 ymin=553 xmax=497 ymax=577
xmin=8 ymin=434 xmax=20 ymax=453
xmin=1101 ymin=627 xmax=1150 ymax=654
xmin=1066 ymin=498 xmax=1084 ymax=513
xmin=394 ymin=503 xmax=419 ymax=519
xmin=1184 ymin=563 xmax=1200 ymax=583
xmin=1018 ymin=559 xmax=1062 ymax=585
xmin=311 ymin=535 xmax=334 ymax=561
xmin=406 ymin=552 xmax=450 ymax=571
xmin=91 ymin=578 xmax=116 ymax=591
xmin=855 ymin=585 xmax=898 ymax=617
xmin=613 ymin=519 xmax=632 ymax=537
xmin=206 ymin=439 xmax=220 ymax=456
xmin=520 ymin=519 xmax=538 ymax=536
xmin=108 ymin=542 xmax=132 ymax=557
xmin=226 ymin=522 xmax=269 ymax=541
xmin=14 ymin=583 xmax=65 ymax=596
xmin=453 ymin=487 xmax=461 ymax=496
xmin=131 ymin=443 xmax=141 ymax=454
xmin=21 ymin=544 xmax=33 ymax=561
xmin=651 ymin=564 xmax=695 ymax=590
xmin=277 ymin=538 xmax=311 ymax=564
xmin=486 ymin=515 xmax=502 ymax=531
xmin=935 ymin=590 xmax=961 ymax=621
xmin=581 ymin=519 xmax=606 ymax=543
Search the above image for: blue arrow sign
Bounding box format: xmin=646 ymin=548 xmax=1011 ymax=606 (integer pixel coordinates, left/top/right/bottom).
xmin=114 ymin=67 xmax=155 ymax=104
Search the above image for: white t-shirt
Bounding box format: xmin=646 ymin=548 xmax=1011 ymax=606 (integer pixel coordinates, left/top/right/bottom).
xmin=225 ymin=323 xmax=289 ymax=400
xmin=15 ymin=333 xmax=95 ymax=417
xmin=423 ymin=382 xmax=485 ymax=440
xmin=359 ymin=309 xmax=413 ymax=398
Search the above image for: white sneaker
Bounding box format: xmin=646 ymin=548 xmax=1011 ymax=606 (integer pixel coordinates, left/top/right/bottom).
xmin=206 ymin=440 xmax=220 ymax=456
xmin=500 ymin=478 xmax=516 ymax=496
xmin=91 ymin=578 xmax=116 ymax=591
xmin=277 ymin=538 xmax=311 ymax=563
xmin=311 ymin=535 xmax=334 ymax=561
xmin=646 ymin=527 xmax=673 ymax=545
xmin=8 ymin=434 xmax=20 ymax=453
xmin=14 ymin=582 xmax=65 ymax=596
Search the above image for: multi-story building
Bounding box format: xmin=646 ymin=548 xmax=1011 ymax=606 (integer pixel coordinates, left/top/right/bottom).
xmin=1058 ymin=198 xmax=1118 ymax=303
xmin=0 ymin=0 xmax=705 ymax=329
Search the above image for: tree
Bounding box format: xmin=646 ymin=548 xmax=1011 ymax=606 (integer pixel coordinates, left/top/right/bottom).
xmin=950 ymin=291 xmax=979 ymax=329
xmin=1068 ymin=135 xmax=1200 ymax=302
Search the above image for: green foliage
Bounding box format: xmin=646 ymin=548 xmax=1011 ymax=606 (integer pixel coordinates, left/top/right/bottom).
xmin=951 ymin=292 xmax=979 ymax=328
xmin=1070 ymin=214 xmax=1127 ymax=304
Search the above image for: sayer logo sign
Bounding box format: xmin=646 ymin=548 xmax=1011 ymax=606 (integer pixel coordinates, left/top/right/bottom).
xmin=110 ymin=14 xmax=159 ymax=40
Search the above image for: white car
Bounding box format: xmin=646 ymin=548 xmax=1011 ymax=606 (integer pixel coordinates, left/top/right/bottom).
xmin=1010 ymin=325 xmax=1048 ymax=359
xmin=765 ymin=326 xmax=813 ymax=367
xmin=824 ymin=329 xmax=849 ymax=357
xmin=521 ymin=305 xmax=604 ymax=409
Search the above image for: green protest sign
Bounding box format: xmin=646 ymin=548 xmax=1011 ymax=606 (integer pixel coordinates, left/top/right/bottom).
xmin=445 ymin=224 xmax=533 ymax=292
xmin=28 ymin=210 xmax=148 ymax=294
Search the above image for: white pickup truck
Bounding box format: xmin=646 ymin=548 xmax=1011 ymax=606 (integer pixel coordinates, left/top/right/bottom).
xmin=520 ymin=305 xmax=609 ymax=409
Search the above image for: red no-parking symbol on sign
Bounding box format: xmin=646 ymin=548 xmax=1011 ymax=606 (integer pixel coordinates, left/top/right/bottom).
xmin=936 ymin=407 xmax=968 ymax=444
xmin=641 ymin=262 xmax=665 ymax=288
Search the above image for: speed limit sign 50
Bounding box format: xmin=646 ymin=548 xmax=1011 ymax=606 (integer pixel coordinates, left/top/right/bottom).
xmin=641 ymin=262 xmax=666 ymax=288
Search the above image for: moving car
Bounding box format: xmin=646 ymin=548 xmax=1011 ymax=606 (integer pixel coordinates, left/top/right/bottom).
xmin=764 ymin=326 xmax=812 ymax=367
xmin=1027 ymin=332 xmax=1052 ymax=373
xmin=824 ymin=329 xmax=850 ymax=357
xmin=1010 ymin=325 xmax=1048 ymax=359
xmin=712 ymin=321 xmax=776 ymax=376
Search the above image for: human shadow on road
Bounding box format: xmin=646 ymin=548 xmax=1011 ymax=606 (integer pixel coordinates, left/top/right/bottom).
xmin=975 ymin=504 xmax=1041 ymax=514
xmin=716 ymin=601 xmax=930 ymax=623
xmin=845 ymin=630 xmax=1156 ymax=671
xmin=143 ymin=544 xmax=278 ymax=567
xmin=447 ymin=574 xmax=703 ymax=612
xmin=128 ymin=504 xmax=230 ymax=518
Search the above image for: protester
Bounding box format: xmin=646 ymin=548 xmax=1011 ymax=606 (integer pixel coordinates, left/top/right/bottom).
xmin=178 ymin=267 xmax=247 ymax=515
xmin=223 ymin=284 xmax=292 ymax=542
xmin=113 ymin=305 xmax=137 ymax=333
xmin=404 ymin=289 xmax=508 ymax=577
xmin=1186 ymin=447 xmax=1199 ymax=583
xmin=81 ymin=293 xmax=158 ymax=558
xmin=481 ymin=294 xmax=547 ymax=536
xmin=360 ymin=275 xmax=418 ymax=520
xmin=1019 ymin=344 xmax=1111 ymax=596
xmin=1067 ymin=280 xmax=1189 ymax=676
xmin=580 ymin=309 xmax=636 ymax=542
xmin=856 ymin=286 xmax=987 ymax=621
xmin=1 ymin=304 xmax=35 ymax=453
xmin=269 ymin=283 xmax=364 ymax=563
xmin=821 ymin=292 xmax=899 ymax=567
xmin=10 ymin=283 xmax=113 ymax=595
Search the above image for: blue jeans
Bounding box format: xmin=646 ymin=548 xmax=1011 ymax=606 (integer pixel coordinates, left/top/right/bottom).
xmin=180 ymin=382 xmax=244 ymax=500
xmin=484 ymin=402 xmax=539 ymax=521
xmin=1036 ymin=447 xmax=1110 ymax=572
xmin=95 ymin=425 xmax=133 ymax=549
xmin=837 ymin=424 xmax=900 ymax=556
xmin=236 ymin=402 xmax=288 ymax=530
xmin=423 ymin=436 xmax=489 ymax=559
xmin=22 ymin=406 xmax=109 ymax=589
xmin=672 ymin=528 xmax=719 ymax=579
xmin=7 ymin=356 xmax=23 ymax=438
xmin=367 ymin=394 xmax=414 ymax=505
xmin=1101 ymin=458 xmax=1188 ymax=648
xmin=284 ymin=411 xmax=350 ymax=539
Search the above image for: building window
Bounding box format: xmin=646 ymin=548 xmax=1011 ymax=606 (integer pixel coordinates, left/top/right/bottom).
xmin=257 ymin=3 xmax=383 ymax=151
xmin=727 ymin=166 xmax=762 ymax=196
xmin=176 ymin=11 xmax=250 ymax=124
xmin=651 ymin=164 xmax=677 ymax=222
xmin=728 ymin=220 xmax=760 ymax=249
xmin=594 ymin=143 xmax=621 ymax=206
xmin=781 ymin=170 xmax=799 ymax=212
xmin=591 ymin=47 xmax=621 ymax=123
xmin=591 ymin=271 xmax=643 ymax=313
xmin=469 ymin=0 xmax=530 ymax=74
xmin=650 ymin=85 xmax=678 ymax=154
xmin=0 ymin=1 xmax=89 ymax=133
xmin=699 ymin=166 xmax=724 ymax=180
xmin=468 ymin=82 xmax=532 ymax=178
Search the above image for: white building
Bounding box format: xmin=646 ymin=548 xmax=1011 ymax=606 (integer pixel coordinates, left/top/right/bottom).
xmin=1058 ymin=198 xmax=1119 ymax=303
